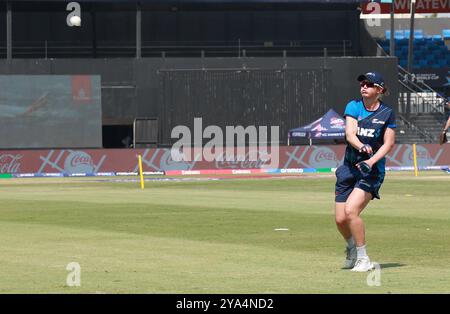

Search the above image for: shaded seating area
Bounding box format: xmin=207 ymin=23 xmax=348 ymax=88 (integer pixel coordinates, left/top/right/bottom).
xmin=379 ymin=29 xmax=450 ymax=69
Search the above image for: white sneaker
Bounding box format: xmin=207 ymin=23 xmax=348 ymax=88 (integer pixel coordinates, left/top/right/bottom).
xmin=343 ymin=246 xmax=357 ymax=269
xmin=351 ymin=257 xmax=374 ymax=272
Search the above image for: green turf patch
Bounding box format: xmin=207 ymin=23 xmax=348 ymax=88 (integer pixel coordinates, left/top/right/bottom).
xmin=0 ymin=172 xmax=449 ymax=293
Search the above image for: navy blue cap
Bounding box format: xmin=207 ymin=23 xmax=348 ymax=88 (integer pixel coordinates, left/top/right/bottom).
xmin=357 ymin=72 xmax=385 ymax=88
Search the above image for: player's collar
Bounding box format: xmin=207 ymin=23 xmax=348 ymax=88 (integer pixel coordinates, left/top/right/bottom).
xmin=361 ymin=99 xmax=382 ymax=112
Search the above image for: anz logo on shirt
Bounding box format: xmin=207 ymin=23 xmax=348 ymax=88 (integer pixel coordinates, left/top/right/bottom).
xmin=357 ymin=127 xmax=381 ymax=138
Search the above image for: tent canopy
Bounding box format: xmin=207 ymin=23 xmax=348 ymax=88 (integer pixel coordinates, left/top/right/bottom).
xmin=288 ymin=109 xmax=346 ymax=143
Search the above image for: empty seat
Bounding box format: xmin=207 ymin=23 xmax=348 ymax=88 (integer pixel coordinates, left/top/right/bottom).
xmin=427 ymin=43 xmax=440 ymax=50
xmin=432 ymin=52 xmax=443 ymax=60
xmin=414 ymin=51 xmax=424 ymax=59
xmin=394 ymin=30 xmax=405 ymax=40
xmin=397 ymin=38 xmax=409 ymax=46
xmin=415 ymin=30 xmax=424 ymax=39
xmin=385 ymin=30 xmax=391 ymax=40
xmin=418 ymin=59 xmax=428 ymax=68
xmin=432 ymin=35 xmax=443 ymax=41
xmin=431 ymin=62 xmax=441 ymax=68
xmin=443 ymin=29 xmax=450 ymax=39
xmin=438 ymin=59 xmax=447 ymax=67
xmin=414 ymin=38 xmax=425 ymax=45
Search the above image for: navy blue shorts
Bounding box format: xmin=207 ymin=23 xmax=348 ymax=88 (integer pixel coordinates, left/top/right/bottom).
xmin=334 ymin=163 xmax=385 ymax=202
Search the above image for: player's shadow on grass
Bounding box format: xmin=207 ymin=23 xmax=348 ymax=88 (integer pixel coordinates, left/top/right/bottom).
xmin=379 ymin=263 xmax=406 ymax=269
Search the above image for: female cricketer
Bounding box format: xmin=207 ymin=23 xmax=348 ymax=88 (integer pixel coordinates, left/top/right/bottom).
xmin=334 ymin=71 xmax=396 ymax=272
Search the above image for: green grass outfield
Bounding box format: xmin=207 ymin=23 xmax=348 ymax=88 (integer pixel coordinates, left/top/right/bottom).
xmin=0 ymin=171 xmax=449 ymax=294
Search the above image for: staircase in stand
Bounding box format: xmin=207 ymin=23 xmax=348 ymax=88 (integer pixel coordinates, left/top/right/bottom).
xmin=395 ymin=65 xmax=447 ymax=144
xmin=396 ymin=112 xmax=446 ymax=144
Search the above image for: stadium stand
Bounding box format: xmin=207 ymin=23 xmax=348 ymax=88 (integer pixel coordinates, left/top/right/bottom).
xmin=378 ymin=29 xmax=450 ymax=70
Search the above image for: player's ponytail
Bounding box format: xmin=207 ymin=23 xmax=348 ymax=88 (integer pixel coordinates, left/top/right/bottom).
xmin=378 ymin=85 xmax=389 ymax=99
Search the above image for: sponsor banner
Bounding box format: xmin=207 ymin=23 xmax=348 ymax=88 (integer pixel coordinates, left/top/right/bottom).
xmin=280 ymin=168 xmax=304 ymax=174
xmin=12 ymin=173 xmax=36 ymax=178
xmin=0 ymin=153 xmax=22 ymax=173
xmin=116 ymin=172 xmax=138 ymax=176
xmin=41 ymin=173 xmax=64 ymax=177
xmin=1 ymin=144 xmax=449 ymax=175
xmin=165 ymin=169 xmax=266 ymax=176
xmin=386 ymin=166 xmax=415 ymax=171
xmin=96 ymin=172 xmax=116 ymax=177
xmin=316 ymin=168 xmax=334 ymax=173
xmin=67 ymin=173 xmax=91 ymax=177
xmin=302 ymin=168 xmax=319 ymax=173
xmin=264 ymin=168 xmax=283 ymax=174
xmin=362 ymin=0 xmax=450 ymax=14
xmin=387 ymin=165 xmax=447 ymax=171
xmin=411 ymin=69 xmax=450 ymax=89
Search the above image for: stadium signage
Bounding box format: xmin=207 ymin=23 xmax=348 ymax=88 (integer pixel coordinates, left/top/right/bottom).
xmin=171 ymin=118 xmax=279 ymax=168
xmin=215 ymin=152 xmax=270 ymax=169
xmin=362 ymin=0 xmax=450 ymax=13
xmin=1 ymin=145 xmax=449 ymax=174
xmin=411 ymin=69 xmax=449 ymax=88
xmin=0 ymin=154 xmax=22 ymax=173
xmin=308 ymin=146 xmax=340 ymax=168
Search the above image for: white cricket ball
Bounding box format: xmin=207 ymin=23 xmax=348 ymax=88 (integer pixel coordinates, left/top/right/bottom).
xmin=70 ymin=15 xmax=81 ymax=27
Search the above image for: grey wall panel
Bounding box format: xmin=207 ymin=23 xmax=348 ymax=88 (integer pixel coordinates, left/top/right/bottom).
xmin=0 ymin=59 xmax=52 ymax=74
xmin=0 ymin=56 xmax=398 ymax=147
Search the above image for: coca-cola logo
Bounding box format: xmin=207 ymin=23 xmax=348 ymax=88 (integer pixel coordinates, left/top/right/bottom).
xmin=0 ymin=154 xmax=22 ymax=173
xmin=215 ymin=152 xmax=270 ymax=169
xmin=402 ymin=146 xmax=434 ymax=167
xmin=159 ymin=150 xmax=193 ymax=171
xmin=308 ymin=147 xmax=339 ymax=168
xmin=64 ymin=151 xmax=94 ymax=174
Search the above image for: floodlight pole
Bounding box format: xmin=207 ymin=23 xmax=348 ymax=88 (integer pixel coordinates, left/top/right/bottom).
xmin=136 ymin=3 xmax=142 ymax=59
xmin=389 ymin=1 xmax=395 ymax=57
xmin=407 ymin=0 xmax=416 ymax=74
xmin=6 ymin=1 xmax=12 ymax=60
xmin=406 ymin=0 xmax=416 ymax=118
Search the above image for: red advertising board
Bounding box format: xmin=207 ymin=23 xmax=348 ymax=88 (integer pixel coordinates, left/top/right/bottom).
xmin=0 ymin=144 xmax=449 ymax=174
xmin=72 ymin=75 xmax=92 ymax=103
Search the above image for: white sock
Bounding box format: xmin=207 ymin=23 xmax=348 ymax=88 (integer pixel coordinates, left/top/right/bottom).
xmin=346 ymin=237 xmax=355 ymax=249
xmin=356 ymin=245 xmax=368 ymax=259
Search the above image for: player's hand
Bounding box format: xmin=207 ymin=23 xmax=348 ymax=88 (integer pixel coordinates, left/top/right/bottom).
xmin=359 ymin=144 xmax=373 ymax=156
xmin=356 ymin=160 xmax=372 ymax=175
xmin=439 ymin=130 xmax=448 ymax=145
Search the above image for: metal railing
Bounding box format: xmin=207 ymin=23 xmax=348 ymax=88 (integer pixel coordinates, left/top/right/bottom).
xmin=0 ymin=39 xmax=354 ymax=58
xmin=397 ymin=113 xmax=435 ymax=143
xmin=397 ymin=65 xmax=446 ymax=114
